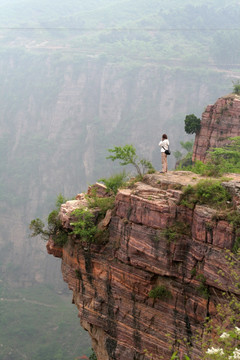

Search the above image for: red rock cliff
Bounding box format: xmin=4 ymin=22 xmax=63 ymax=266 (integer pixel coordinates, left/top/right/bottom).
xmin=47 ymin=172 xmax=240 ymax=360
xmin=192 ymin=94 xmax=240 ymax=162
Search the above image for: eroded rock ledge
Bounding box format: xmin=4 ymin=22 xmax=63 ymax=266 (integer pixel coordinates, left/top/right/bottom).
xmin=47 ymin=171 xmax=240 ymax=360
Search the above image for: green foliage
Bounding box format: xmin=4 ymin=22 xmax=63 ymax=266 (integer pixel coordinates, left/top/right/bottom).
xmin=232 ymin=237 xmax=240 ymax=255
xmin=47 ymin=210 xmax=61 ymax=233
xmin=180 ymin=140 xmax=194 ymax=153
xmin=52 ymin=231 xmax=68 ymax=247
xmin=161 ymin=221 xmax=191 ymax=243
xmin=107 ymin=144 xmax=137 ymax=166
xmin=191 ymin=267 xmax=197 ymax=277
xmin=162 ymin=226 xmax=177 ymax=243
xmin=190 ymin=160 xmax=208 ymax=174
xmin=29 ymin=194 xmax=69 ymax=247
xmin=196 ymin=274 xmax=210 ymax=299
xmin=127 ymin=174 xmax=144 ymax=188
xmin=171 ymin=352 xmax=190 ymax=360
xmin=226 ymin=211 xmax=240 ymax=254
xmin=70 ymin=208 xmax=97 ymax=242
xmin=180 ymin=184 xmax=197 ymax=209
xmin=1 ymin=0 xmax=239 ymax=69
xmin=211 ymin=30 xmax=240 ymax=66
xmin=176 ymin=152 xmax=193 ymax=169
xmin=89 ymin=348 xmax=97 ymax=360
xmin=233 ymin=80 xmax=240 ymax=95
xmin=55 ymin=193 xmax=68 ymax=210
xmin=87 ymin=192 xmax=115 ymax=216
xmin=203 ymin=155 xmax=226 ymax=177
xmin=184 ymin=114 xmax=201 ymax=134
xmin=206 ymin=137 xmax=240 ymax=175
xmin=180 ymin=180 xmax=231 ymax=210
xmin=140 ymin=158 xmax=156 ymax=174
xmin=170 ymin=352 xmax=179 ymax=360
xmin=196 ymin=180 xmax=231 ymax=206
xmin=174 ymin=140 xmax=194 ymax=164
xmin=173 ymin=150 xmax=183 ymax=161
xmin=149 ymin=285 xmax=172 ymax=300
xmin=29 ymin=218 xmax=48 ymax=240
xmin=99 ymin=171 xmax=127 ymax=195
xmin=180 ymin=138 xmax=240 ymax=176
xmin=177 ymin=159 xmax=207 ymax=175
xmin=227 ymin=211 xmax=240 ymax=232
xmin=107 ymin=144 xmax=155 ymax=177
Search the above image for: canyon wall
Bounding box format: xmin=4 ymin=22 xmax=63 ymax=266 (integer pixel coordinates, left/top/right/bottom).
xmin=47 ymin=171 xmax=240 ymax=359
xmin=0 ymin=54 xmax=232 ymax=286
xmin=192 ymin=94 xmax=240 ymax=162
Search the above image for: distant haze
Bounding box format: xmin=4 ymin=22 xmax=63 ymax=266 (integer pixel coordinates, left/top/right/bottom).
xmin=0 ymin=1 xmax=239 ymax=359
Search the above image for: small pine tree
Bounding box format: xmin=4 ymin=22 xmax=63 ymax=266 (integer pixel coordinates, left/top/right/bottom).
xmin=184 ymin=114 xmax=201 ymax=134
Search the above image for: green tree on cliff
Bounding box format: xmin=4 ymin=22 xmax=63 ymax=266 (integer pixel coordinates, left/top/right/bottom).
xmin=106 ymin=144 xmax=155 ymax=178
xmin=233 ymin=80 xmax=240 ymax=95
xmin=29 ymin=194 xmax=68 ymax=246
xmin=184 ymin=114 xmax=201 ymax=134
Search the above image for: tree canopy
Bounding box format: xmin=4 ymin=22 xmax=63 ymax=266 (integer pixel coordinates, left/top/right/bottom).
xmin=184 ymin=114 xmax=201 ymax=134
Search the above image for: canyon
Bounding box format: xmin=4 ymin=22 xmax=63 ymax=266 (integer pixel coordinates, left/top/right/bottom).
xmin=1 ymin=2 xmax=240 ymax=358
xmin=1 ymin=53 xmax=238 ymax=360
xmin=0 ymin=56 xmax=232 ymax=287
xmin=47 ymin=171 xmax=240 ymax=359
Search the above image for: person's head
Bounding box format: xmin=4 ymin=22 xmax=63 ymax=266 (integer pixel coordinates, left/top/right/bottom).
xmin=162 ymin=134 xmax=168 ymax=140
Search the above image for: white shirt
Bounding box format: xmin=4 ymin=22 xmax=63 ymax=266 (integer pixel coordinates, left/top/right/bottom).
xmin=159 ymin=139 xmax=169 ymax=153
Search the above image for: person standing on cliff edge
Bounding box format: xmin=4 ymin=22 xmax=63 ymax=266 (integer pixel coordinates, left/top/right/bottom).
xmin=158 ymin=134 xmax=169 ymax=173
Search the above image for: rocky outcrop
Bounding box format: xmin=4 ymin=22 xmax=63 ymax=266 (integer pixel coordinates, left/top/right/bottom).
xmin=192 ymin=94 xmax=240 ymax=162
xmin=47 ymin=172 xmax=240 ymax=360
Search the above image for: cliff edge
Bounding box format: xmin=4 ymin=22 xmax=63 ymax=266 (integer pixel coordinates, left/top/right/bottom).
xmin=47 ymin=171 xmax=240 ymax=360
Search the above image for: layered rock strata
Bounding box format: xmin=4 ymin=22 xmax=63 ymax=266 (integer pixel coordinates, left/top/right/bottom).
xmin=47 ymin=172 xmax=240 ymax=360
xmin=192 ymin=94 xmax=240 ymax=162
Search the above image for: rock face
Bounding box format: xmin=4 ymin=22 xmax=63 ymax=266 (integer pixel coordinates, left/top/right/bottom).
xmin=47 ymin=172 xmax=240 ymax=360
xmin=192 ymin=94 xmax=240 ymax=162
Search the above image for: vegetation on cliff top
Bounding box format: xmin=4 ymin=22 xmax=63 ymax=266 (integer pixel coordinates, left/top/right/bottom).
xmin=177 ymin=137 xmax=240 ymax=176
xmin=98 ymin=171 xmax=128 ymax=195
xmin=180 ymin=179 xmax=232 ymax=209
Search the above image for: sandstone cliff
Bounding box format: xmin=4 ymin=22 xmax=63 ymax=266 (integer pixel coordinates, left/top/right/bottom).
xmin=47 ymin=171 xmax=240 ymax=360
xmin=192 ymin=94 xmax=240 ymax=162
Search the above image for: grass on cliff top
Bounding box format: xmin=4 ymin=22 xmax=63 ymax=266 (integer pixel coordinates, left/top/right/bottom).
xmin=177 ymin=137 xmax=240 ymax=177
xmin=180 ymin=179 xmax=232 ymax=209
